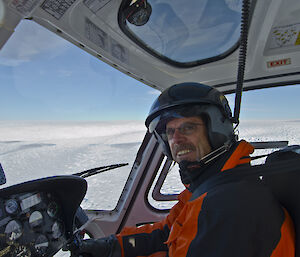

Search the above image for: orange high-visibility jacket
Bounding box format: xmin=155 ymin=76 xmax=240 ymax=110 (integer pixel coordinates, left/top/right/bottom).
xmin=116 ymin=141 xmax=295 ymax=257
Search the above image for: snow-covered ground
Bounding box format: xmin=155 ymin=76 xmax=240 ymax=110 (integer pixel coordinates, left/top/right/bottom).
xmin=1 ymin=120 xmax=300 ymax=208
xmin=0 ymin=120 xmax=300 ymax=256
xmin=0 ymin=121 xmax=147 ymax=210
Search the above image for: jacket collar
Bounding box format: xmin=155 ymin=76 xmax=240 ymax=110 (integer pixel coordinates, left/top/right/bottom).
xmin=180 ymin=140 xmax=254 ymax=192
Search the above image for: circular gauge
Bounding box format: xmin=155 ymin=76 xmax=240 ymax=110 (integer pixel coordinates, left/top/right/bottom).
xmin=5 ymin=220 xmax=22 ymax=240
xmin=47 ymin=202 xmax=59 ymax=218
xmin=29 ymin=211 xmax=43 ymax=228
xmin=51 ymin=221 xmax=63 ymax=239
xmin=35 ymin=234 xmax=49 ymax=255
xmin=13 ymin=245 xmax=31 ymax=257
xmin=5 ymin=199 xmax=19 ymax=214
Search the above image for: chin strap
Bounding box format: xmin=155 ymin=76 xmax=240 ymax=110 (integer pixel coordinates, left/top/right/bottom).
xmin=199 ymin=142 xmax=233 ymax=165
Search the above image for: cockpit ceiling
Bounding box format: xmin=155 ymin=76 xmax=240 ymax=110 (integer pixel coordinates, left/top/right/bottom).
xmin=1 ymin=0 xmax=300 ymax=93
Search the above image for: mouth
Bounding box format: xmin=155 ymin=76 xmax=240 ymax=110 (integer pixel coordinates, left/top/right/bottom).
xmin=177 ymin=149 xmax=192 ymax=157
xmin=173 ymin=143 xmax=196 ymax=161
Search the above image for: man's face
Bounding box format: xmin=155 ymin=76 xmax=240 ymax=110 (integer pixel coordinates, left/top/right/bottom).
xmin=166 ymin=116 xmax=212 ymax=163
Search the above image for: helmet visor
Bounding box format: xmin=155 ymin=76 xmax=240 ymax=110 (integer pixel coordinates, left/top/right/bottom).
xmin=148 ymin=105 xmax=208 ymax=135
xmin=148 ymin=109 xmax=183 ymax=134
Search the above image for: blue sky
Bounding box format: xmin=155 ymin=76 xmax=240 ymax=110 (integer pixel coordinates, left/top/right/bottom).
xmin=0 ymin=20 xmax=299 ymax=122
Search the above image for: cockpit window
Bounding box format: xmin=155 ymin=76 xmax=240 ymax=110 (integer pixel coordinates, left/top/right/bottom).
xmin=0 ymin=20 xmax=157 ymax=211
xmin=119 ymin=0 xmax=245 ymax=67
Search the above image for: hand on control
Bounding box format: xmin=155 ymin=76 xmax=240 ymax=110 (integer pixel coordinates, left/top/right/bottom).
xmin=68 ymin=235 xmax=121 ymax=257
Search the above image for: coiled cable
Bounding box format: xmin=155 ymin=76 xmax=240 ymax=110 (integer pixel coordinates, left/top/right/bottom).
xmin=232 ymin=0 xmax=251 ymax=125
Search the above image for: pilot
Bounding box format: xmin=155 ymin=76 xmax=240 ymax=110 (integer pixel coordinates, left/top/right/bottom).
xmin=71 ymin=83 xmax=295 ymax=257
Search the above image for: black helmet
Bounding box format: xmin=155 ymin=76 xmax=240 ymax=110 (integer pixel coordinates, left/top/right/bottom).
xmin=145 ymin=82 xmax=236 ymax=159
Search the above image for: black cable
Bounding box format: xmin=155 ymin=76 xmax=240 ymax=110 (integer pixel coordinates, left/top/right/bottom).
xmin=232 ymin=0 xmax=251 ymax=124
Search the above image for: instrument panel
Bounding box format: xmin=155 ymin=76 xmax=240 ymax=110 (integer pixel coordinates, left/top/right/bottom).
xmin=0 ymin=191 xmax=65 ymax=256
xmin=0 ymin=175 xmax=87 ymax=257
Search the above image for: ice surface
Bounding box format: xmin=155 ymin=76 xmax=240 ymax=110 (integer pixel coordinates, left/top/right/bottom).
xmin=0 ymin=121 xmax=146 ymax=210
xmin=0 ymin=120 xmax=300 ymax=256
xmin=1 ymin=119 xmax=300 ymax=207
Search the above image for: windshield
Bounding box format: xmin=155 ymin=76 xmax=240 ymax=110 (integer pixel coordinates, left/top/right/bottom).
xmin=120 ymin=0 xmax=243 ymax=66
xmin=0 ymin=20 xmax=158 ymax=210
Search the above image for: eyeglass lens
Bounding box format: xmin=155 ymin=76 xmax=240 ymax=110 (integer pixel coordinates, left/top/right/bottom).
xmin=165 ymin=122 xmax=203 ymax=139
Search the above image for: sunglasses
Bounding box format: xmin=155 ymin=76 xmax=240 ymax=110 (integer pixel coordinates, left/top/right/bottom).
xmin=161 ymin=122 xmax=204 ymax=140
